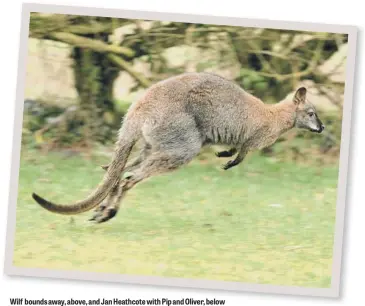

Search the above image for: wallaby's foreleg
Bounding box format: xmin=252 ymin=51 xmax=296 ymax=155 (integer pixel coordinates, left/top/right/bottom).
xmin=215 ymin=148 xmax=237 ymax=158
xmin=222 ymin=147 xmax=248 ymax=170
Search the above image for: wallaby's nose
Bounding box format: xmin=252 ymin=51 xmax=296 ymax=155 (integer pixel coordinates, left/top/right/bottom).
xmin=321 ymin=124 xmax=325 ymax=130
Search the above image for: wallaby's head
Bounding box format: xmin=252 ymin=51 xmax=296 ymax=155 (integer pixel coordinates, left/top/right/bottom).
xmin=293 ymin=87 xmax=325 ymax=133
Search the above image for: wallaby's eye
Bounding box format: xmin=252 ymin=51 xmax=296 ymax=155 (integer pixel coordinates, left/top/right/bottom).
xmin=308 ymin=112 xmax=315 ymax=117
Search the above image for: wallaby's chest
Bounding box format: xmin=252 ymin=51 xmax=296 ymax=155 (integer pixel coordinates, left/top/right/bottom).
xmin=248 ymin=127 xmax=281 ymax=150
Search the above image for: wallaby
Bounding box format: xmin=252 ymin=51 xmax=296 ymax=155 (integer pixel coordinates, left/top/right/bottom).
xmin=32 ymin=72 xmax=325 ymax=223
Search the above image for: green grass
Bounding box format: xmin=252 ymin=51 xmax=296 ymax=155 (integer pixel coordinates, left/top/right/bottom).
xmin=13 ymin=146 xmax=339 ymax=288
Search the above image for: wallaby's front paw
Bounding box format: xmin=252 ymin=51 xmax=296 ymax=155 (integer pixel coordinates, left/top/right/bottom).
xmin=216 ymin=151 xmax=231 ymax=158
xmin=216 ymin=148 xmax=237 ymax=158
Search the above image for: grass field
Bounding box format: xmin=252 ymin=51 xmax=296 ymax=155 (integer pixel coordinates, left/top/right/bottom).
xmin=12 ymin=145 xmax=339 ymax=288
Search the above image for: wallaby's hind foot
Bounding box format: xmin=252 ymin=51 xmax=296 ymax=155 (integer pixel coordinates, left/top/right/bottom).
xmin=90 ymin=143 xmax=152 ymax=223
xmin=90 ymin=171 xmax=135 ymax=223
xmin=215 ymin=148 xmax=237 ymax=158
xmin=89 ymin=175 xmax=132 ymax=223
xmin=88 ymin=182 xmax=119 ymax=222
xmin=90 ymin=206 xmax=118 ymax=223
xmin=91 ymin=185 xmax=128 ymax=223
xmin=88 ymin=203 xmax=107 ymax=221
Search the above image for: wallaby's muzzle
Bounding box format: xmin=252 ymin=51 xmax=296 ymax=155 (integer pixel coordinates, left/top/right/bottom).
xmin=316 ymin=118 xmax=325 ymax=133
xmin=311 ymin=118 xmax=325 ymax=133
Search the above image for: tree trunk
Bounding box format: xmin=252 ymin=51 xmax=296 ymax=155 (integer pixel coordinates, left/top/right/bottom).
xmin=71 ymin=37 xmax=121 ymax=144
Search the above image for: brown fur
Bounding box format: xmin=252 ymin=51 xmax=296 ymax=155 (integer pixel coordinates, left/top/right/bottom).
xmin=32 ymin=72 xmax=324 ymax=222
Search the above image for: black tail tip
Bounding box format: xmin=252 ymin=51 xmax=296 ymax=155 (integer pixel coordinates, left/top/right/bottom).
xmin=32 ymin=192 xmax=43 ymax=203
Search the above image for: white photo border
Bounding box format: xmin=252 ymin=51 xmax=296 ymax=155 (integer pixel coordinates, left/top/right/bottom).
xmin=3 ymin=2 xmax=359 ymax=299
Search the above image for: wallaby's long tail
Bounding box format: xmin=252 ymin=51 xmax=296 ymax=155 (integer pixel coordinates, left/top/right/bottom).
xmin=32 ymin=122 xmax=138 ymax=215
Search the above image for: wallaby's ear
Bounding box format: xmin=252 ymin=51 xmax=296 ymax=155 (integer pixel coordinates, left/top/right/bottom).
xmin=293 ymin=87 xmax=307 ymax=105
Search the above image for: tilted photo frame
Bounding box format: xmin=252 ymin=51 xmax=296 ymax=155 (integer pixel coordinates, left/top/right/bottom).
xmin=4 ymin=2 xmax=358 ymax=298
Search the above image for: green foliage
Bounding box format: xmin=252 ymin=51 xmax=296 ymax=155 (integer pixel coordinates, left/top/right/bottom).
xmin=238 ymin=68 xmax=269 ymax=97
xmin=22 ymin=101 xmax=79 ymax=148
xmin=114 ymin=99 xmax=133 ymax=114
xmin=27 ymin=13 xmax=346 ymax=156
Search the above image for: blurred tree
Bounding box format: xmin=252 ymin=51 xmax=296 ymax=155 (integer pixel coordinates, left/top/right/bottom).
xmin=27 ymin=13 xmax=347 ymax=159
xmin=29 ymin=13 xmax=144 ymax=145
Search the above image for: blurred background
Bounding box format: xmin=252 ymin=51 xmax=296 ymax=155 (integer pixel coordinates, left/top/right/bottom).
xmin=14 ymin=13 xmax=348 ymax=287
xmin=24 ymin=13 xmax=347 ymax=162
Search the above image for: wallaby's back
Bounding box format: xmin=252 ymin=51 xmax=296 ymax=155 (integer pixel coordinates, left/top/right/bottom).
xmin=128 ymin=72 xmax=268 ymax=146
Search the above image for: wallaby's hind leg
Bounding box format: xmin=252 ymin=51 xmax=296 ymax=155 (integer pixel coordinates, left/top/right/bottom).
xmin=93 ymin=149 xmax=199 ymax=223
xmin=89 ymin=143 xmax=152 ymax=222
xmin=101 ymin=143 xmax=152 ymax=172
xmin=88 ymin=162 xmax=142 ymax=222
xmin=91 ymin=175 xmax=130 ymax=223
xmin=92 ymin=117 xmax=202 ymax=223
xmin=215 ymin=148 xmax=237 ymax=158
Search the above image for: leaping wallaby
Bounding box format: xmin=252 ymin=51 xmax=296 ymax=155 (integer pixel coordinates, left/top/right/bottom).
xmin=32 ymin=72 xmax=325 ymax=223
